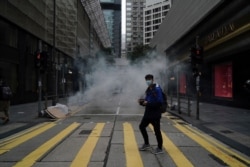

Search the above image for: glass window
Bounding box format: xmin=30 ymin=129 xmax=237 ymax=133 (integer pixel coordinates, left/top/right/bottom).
xmin=126 ymin=32 xmax=132 ymax=36
xmin=126 ymin=22 xmax=131 ymax=26
xmin=163 ymin=5 xmax=170 ymax=10
xmin=146 ymin=32 xmax=151 ymax=37
xmin=126 ymin=27 xmax=131 ymax=31
xmin=214 ymin=62 xmax=233 ymax=98
xmin=145 ymin=27 xmax=151 ymax=31
xmin=153 ymin=25 xmax=159 ymax=30
xmin=0 ymin=20 xmax=17 ymax=48
xmin=145 ymin=10 xmax=151 ymax=15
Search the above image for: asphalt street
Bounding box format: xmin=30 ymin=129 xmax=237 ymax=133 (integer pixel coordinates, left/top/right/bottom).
xmin=0 ymin=96 xmax=249 ymax=166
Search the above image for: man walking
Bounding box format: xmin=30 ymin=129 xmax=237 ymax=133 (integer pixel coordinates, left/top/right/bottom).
xmin=138 ymin=74 xmax=164 ymax=154
xmin=0 ymin=78 xmax=12 ymax=124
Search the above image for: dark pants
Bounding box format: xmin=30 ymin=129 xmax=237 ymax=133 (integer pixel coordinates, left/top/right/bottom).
xmin=139 ymin=117 xmax=163 ymax=149
xmin=0 ymin=101 xmax=10 ymax=118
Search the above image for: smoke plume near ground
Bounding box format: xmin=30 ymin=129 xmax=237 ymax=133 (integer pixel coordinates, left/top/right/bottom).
xmin=68 ymin=51 xmax=168 ymax=109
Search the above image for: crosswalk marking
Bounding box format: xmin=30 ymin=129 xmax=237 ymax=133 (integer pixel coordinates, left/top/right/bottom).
xmin=173 ymin=121 xmax=248 ymax=167
xmin=13 ymin=122 xmax=80 ymax=167
xmin=184 ymin=123 xmax=250 ymax=165
xmin=71 ymin=123 xmax=105 ymax=167
xmin=0 ymin=122 xmax=51 ymax=146
xmin=123 ymin=122 xmax=144 ymax=167
xmin=0 ymin=122 xmax=56 ymax=155
xmin=149 ymin=125 xmax=194 ymax=167
xmin=0 ymin=120 xmax=248 ymax=167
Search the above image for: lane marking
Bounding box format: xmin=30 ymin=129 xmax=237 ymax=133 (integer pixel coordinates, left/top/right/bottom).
xmin=13 ymin=122 xmax=80 ymax=167
xmin=123 ymin=122 xmax=144 ymax=167
xmin=149 ymin=125 xmax=194 ymax=167
xmin=0 ymin=122 xmax=56 ymax=155
xmin=172 ymin=120 xmax=248 ymax=167
xmin=75 ymin=113 xmax=143 ymax=116
xmin=184 ymin=124 xmax=250 ymax=165
xmin=116 ymin=107 xmax=120 ymax=115
xmin=0 ymin=122 xmax=50 ymax=146
xmin=71 ymin=123 xmax=105 ymax=167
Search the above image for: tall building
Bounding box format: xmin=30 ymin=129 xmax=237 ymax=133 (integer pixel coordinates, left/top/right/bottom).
xmin=125 ymin=0 xmax=145 ymax=55
xmin=100 ymin=0 xmax=121 ymax=58
xmin=0 ymin=0 xmax=110 ymax=104
xmin=143 ymin=0 xmax=172 ymax=45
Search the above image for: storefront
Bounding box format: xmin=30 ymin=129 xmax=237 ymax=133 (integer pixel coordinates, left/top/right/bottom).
xmin=158 ymin=0 xmax=250 ymax=109
xmin=0 ymin=18 xmax=76 ymax=104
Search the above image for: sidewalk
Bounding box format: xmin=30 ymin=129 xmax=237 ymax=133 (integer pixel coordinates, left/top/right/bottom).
xmin=168 ymin=102 xmax=250 ymax=156
xmin=0 ymin=98 xmax=70 ymax=139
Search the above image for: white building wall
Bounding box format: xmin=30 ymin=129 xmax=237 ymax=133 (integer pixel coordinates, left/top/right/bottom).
xmin=125 ymin=0 xmax=145 ymax=55
xmin=149 ymin=0 xmax=222 ymax=56
xmin=143 ymin=0 xmax=172 ymax=45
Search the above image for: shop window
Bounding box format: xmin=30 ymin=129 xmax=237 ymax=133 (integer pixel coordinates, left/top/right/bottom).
xmin=0 ymin=20 xmax=17 ymax=48
xmin=214 ymin=62 xmax=233 ymax=98
xmin=179 ymin=73 xmax=186 ymax=94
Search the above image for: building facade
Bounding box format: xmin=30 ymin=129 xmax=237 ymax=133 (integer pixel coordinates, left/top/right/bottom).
xmin=143 ymin=0 xmax=172 ymax=45
xmin=101 ymin=0 xmax=122 ymax=58
xmin=150 ymin=0 xmax=250 ymax=109
xmin=0 ymin=0 xmax=110 ymax=105
xmin=125 ymin=0 xmax=145 ymax=55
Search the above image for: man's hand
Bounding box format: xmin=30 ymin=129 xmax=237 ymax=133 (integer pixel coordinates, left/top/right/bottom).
xmin=138 ymin=99 xmax=145 ymax=106
xmin=142 ymin=101 xmax=147 ymax=106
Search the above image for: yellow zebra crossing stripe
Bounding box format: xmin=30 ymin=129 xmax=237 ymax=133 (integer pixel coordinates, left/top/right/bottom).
xmin=149 ymin=125 xmax=194 ymax=167
xmin=13 ymin=122 xmax=80 ymax=167
xmin=1 ymin=120 xmax=247 ymax=167
xmin=184 ymin=124 xmax=250 ymax=165
xmin=168 ymin=117 xmax=248 ymax=167
xmin=0 ymin=122 xmax=51 ymax=147
xmin=71 ymin=123 xmax=105 ymax=167
xmin=123 ymin=122 xmax=144 ymax=167
xmin=0 ymin=122 xmax=56 ymax=155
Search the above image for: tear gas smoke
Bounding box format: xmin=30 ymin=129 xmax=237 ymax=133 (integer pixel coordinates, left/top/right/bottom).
xmin=68 ymin=51 xmax=168 ymax=110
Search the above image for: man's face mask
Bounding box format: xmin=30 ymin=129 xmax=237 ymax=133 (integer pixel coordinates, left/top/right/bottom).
xmin=146 ymin=79 xmax=153 ymax=86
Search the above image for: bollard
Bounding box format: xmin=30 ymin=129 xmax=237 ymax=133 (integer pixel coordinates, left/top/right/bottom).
xmin=44 ymin=94 xmax=48 ymax=109
xmin=52 ymin=96 xmax=57 ymax=106
xmin=178 ymin=95 xmax=181 ymax=114
xmin=187 ymin=96 xmax=191 ymax=116
xmin=196 ymin=91 xmax=200 ymax=120
xmin=170 ymin=95 xmax=173 ymax=108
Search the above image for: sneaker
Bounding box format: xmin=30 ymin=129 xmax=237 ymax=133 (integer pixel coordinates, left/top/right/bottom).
xmin=139 ymin=144 xmax=151 ymax=151
xmin=151 ymin=147 xmax=163 ymax=154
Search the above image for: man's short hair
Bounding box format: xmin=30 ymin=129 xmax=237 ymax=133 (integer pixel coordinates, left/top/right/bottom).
xmin=145 ymin=74 xmax=154 ymax=80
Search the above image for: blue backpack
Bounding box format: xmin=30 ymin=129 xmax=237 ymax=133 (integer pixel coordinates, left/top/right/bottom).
xmin=160 ymin=91 xmax=167 ymax=113
xmin=152 ymin=84 xmax=167 ymax=113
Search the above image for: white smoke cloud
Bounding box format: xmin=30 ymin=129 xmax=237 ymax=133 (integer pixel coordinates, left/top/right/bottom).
xmin=68 ymin=51 xmax=168 ymax=111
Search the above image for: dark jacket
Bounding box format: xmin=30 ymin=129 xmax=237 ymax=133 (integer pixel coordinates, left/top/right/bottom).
xmin=143 ymin=84 xmax=164 ymax=119
xmin=0 ymin=80 xmax=12 ymax=101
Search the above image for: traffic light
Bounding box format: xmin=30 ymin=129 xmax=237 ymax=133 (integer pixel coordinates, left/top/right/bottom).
xmin=192 ymin=67 xmax=201 ymax=78
xmin=35 ymin=50 xmax=41 ymax=68
xmin=195 ymin=46 xmax=203 ymax=64
xmin=40 ymin=51 xmax=48 ymax=70
xmin=190 ymin=46 xmax=203 ymax=64
xmin=35 ymin=50 xmax=48 ymax=70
